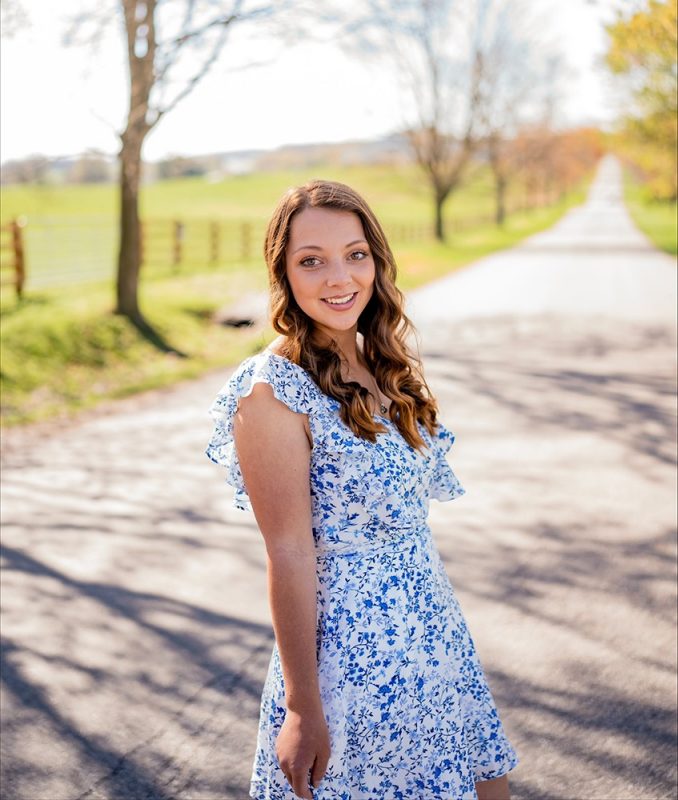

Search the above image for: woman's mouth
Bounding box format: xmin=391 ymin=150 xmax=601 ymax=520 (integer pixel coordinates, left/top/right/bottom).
xmin=320 ymin=292 xmax=358 ymax=310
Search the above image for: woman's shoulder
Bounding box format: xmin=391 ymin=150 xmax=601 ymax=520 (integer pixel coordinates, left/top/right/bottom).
xmin=213 ymin=340 xmax=320 ymax=418
xmin=206 ymin=340 xmax=319 ymax=510
xmin=263 ymin=334 xmax=287 ymax=358
xmin=248 ymin=340 xmax=315 ymax=385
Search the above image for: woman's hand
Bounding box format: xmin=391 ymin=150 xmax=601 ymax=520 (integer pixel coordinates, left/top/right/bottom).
xmin=275 ymin=707 xmax=331 ymax=799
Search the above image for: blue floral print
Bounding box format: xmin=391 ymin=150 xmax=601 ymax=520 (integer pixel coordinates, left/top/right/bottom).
xmin=206 ymin=350 xmax=519 ymax=799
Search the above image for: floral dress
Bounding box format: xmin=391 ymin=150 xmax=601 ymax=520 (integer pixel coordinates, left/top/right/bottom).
xmin=205 ymin=350 xmax=519 ymax=800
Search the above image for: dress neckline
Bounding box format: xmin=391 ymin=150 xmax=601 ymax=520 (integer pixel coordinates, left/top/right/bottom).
xmin=261 ymin=349 xmax=394 ymax=424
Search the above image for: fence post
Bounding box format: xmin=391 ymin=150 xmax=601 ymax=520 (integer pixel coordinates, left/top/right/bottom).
xmin=210 ymin=222 xmax=219 ymax=266
xmin=241 ymin=222 xmax=251 ymax=262
xmin=173 ymin=220 xmax=184 ymax=269
xmin=12 ymin=217 xmax=26 ymax=299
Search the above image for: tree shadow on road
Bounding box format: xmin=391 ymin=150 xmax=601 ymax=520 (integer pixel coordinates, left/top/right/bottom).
xmin=422 ymin=314 xmax=677 ymax=799
xmin=433 ymin=516 xmax=677 ymax=798
xmin=489 ymin=662 xmax=677 ymax=800
xmin=1 ymin=542 xmax=274 ymax=800
xmin=423 ymin=315 xmax=677 ymax=467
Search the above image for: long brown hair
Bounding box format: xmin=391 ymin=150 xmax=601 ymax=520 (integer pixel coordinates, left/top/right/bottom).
xmin=263 ymin=179 xmax=439 ymax=452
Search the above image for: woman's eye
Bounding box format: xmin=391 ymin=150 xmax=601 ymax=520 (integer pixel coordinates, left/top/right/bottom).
xmin=300 ymin=257 xmax=321 ymax=268
xmin=349 ymin=250 xmax=369 ymax=261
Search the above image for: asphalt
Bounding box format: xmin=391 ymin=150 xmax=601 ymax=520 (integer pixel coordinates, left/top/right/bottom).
xmin=1 ymin=156 xmax=676 ymax=800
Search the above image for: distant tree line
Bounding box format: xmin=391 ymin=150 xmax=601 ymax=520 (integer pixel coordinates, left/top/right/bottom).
xmin=1 ymin=127 xmax=602 ymax=199
xmin=1 ymin=151 xmax=114 ymax=185
xmin=1 ymin=152 xmax=213 ymax=185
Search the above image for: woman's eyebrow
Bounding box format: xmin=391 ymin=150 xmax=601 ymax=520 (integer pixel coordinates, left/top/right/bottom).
xmin=291 ymin=239 xmax=368 ymax=255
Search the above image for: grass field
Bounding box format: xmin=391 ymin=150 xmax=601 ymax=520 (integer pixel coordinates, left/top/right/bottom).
xmin=1 ymin=163 xmax=589 ymax=427
xmin=1 ymin=162 xmax=519 ymax=224
xmin=623 ymin=170 xmax=678 ymax=256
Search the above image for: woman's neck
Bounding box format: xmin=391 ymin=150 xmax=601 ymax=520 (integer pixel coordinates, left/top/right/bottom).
xmin=269 ymin=329 xmax=367 ymax=372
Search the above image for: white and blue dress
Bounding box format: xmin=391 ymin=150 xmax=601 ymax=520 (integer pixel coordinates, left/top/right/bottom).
xmin=206 ymin=349 xmax=519 ymax=800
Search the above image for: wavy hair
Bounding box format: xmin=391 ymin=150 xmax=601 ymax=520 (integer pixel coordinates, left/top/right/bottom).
xmin=263 ymin=179 xmax=440 ymax=452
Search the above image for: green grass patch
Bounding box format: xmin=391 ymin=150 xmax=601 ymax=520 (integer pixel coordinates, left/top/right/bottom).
xmin=623 ymin=170 xmax=677 ymax=256
xmin=1 ymin=169 xmax=589 ymax=427
xmin=1 ymin=267 xmax=271 ymax=425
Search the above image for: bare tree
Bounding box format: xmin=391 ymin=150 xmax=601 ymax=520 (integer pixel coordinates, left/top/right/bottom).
xmin=337 ymin=0 xmax=566 ymax=237
xmin=334 ymin=0 xmax=492 ymax=241
xmin=67 ymin=0 xmax=287 ymax=334
xmin=472 ymin=0 xmax=560 ymax=225
xmin=404 ymin=7 xmax=482 ymax=241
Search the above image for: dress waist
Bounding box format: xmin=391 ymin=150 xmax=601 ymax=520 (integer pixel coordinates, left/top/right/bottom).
xmin=314 ymin=520 xmax=432 ymax=561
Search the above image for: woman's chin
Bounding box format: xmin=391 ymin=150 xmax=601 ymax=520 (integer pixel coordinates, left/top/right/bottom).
xmin=312 ymin=317 xmax=360 ymax=338
xmin=309 ymin=302 xmax=364 ymax=329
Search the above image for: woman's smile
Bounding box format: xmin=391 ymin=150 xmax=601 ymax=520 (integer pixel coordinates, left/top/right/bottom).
xmin=321 ymin=292 xmax=358 ymax=310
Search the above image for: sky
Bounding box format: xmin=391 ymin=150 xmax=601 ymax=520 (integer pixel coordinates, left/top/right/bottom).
xmin=0 ymin=0 xmax=627 ymax=164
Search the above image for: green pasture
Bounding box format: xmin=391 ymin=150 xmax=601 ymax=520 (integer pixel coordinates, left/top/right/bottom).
xmin=1 ymin=162 xmax=515 ymax=225
xmin=0 ymin=164 xmax=588 ymax=427
xmin=623 ymin=170 xmax=678 ymax=256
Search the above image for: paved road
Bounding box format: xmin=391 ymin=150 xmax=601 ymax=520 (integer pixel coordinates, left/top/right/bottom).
xmin=1 ymin=157 xmax=676 ymax=800
xmin=406 ymin=156 xmax=676 ymax=325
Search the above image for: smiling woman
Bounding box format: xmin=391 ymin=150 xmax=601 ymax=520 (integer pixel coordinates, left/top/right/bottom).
xmin=287 ymin=207 xmax=374 ymax=320
xmin=205 ymin=180 xmax=519 ymax=799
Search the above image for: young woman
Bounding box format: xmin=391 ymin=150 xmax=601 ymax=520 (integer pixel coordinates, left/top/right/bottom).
xmin=206 ymin=180 xmax=519 ymax=800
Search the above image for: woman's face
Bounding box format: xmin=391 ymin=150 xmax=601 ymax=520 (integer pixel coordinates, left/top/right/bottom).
xmin=285 ymin=206 xmax=375 ymax=338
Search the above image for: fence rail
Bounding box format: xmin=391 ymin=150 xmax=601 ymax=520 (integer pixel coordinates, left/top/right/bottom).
xmin=141 ymin=219 xmax=261 ymax=270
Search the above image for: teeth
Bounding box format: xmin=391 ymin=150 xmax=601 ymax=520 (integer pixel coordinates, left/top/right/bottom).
xmin=324 ymin=293 xmax=355 ymax=305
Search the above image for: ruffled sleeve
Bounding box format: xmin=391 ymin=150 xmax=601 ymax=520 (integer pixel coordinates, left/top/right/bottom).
xmin=205 ymin=352 xmax=316 ymax=512
xmin=428 ymin=419 xmax=466 ymax=502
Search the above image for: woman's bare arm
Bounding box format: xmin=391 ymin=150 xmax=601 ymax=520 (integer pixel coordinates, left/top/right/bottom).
xmin=233 ymin=381 xmax=320 ymax=709
xmin=233 ymin=381 xmax=329 ymax=797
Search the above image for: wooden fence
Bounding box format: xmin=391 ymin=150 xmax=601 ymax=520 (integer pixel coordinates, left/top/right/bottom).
xmin=0 ymin=216 xmax=438 ymax=292
xmin=141 ymin=219 xmax=261 ymax=270
xmin=0 ymin=218 xmax=26 ymax=298
xmin=0 ymin=199 xmax=551 ymax=294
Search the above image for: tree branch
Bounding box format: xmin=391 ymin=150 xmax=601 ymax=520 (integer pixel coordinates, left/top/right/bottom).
xmin=153 ymin=2 xmax=276 ymax=94
xmin=150 ymin=21 xmax=231 ymax=126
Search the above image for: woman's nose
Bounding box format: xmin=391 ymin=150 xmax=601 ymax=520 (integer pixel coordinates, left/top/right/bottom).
xmin=325 ymin=258 xmax=352 ymax=287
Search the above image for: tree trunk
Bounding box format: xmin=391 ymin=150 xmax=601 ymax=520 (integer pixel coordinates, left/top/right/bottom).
xmin=495 ymin=172 xmax=507 ymax=226
xmin=115 ymin=0 xmax=155 ymax=327
xmin=115 ymin=134 xmax=145 ymax=322
xmin=434 ymin=192 xmax=447 ymax=242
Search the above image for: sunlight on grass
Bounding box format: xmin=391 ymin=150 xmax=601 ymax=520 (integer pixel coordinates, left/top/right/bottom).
xmin=0 ymin=267 xmax=270 ymax=425
xmin=623 ymin=170 xmax=677 ymax=256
